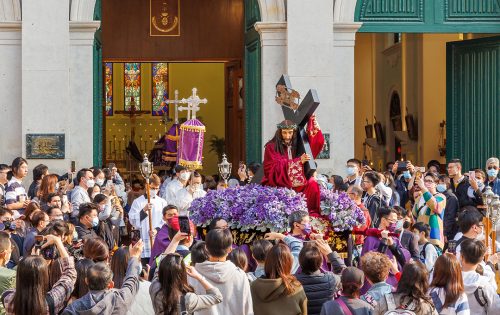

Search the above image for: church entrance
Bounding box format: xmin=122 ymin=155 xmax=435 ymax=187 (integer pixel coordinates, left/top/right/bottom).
xmin=99 ymin=0 xmax=245 ymax=179
xmin=352 ymin=0 xmax=500 ymax=171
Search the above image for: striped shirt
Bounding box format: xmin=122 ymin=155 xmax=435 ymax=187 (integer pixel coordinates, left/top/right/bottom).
xmin=429 ymin=287 xmax=470 ymax=315
xmin=4 ymin=178 xmax=26 ymax=211
xmin=413 ymin=191 xmax=446 ymax=249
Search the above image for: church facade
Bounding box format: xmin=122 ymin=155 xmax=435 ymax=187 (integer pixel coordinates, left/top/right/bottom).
xmin=0 ymin=0 xmax=498 ymax=177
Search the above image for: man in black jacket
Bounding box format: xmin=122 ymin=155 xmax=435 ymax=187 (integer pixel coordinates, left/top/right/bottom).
xmin=447 ymin=159 xmax=482 ymax=210
xmin=437 ymin=175 xmax=460 ymax=243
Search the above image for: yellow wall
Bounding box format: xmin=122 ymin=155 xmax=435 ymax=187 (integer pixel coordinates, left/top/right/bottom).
xmin=169 ymin=63 xmax=225 ymax=176
xmin=105 ymin=62 xmax=225 ymax=176
xmin=354 ymin=33 xmax=374 ymax=161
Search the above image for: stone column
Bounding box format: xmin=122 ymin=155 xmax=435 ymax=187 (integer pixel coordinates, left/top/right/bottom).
xmin=287 ymin=0 xmax=336 ymax=173
xmin=332 ymin=22 xmax=361 ymax=175
xmin=254 ymin=21 xmax=287 ymax=145
xmin=0 ymin=21 xmax=22 ymax=163
xmin=22 ymin=0 xmax=70 ymax=173
xmin=69 ymin=21 xmax=100 ymax=170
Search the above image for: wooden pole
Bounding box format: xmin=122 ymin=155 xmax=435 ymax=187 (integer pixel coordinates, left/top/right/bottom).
xmin=484 ymin=216 xmax=490 ymax=261
xmin=145 ymin=178 xmax=154 ymax=248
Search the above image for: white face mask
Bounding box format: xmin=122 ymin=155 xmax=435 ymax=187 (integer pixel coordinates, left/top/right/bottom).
xmin=477 ymin=229 xmax=485 ymax=241
xmin=96 ymin=178 xmax=105 ymax=186
xmin=86 ymin=179 xmax=95 ymax=188
xmin=179 ymin=172 xmax=191 ymax=181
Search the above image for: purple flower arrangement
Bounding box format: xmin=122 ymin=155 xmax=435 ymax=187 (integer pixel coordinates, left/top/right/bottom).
xmin=189 ymin=184 xmax=308 ymax=232
xmin=320 ymin=187 xmax=365 ymax=232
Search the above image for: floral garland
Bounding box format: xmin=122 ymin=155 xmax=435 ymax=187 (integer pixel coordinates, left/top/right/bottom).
xmin=319 ymin=187 xmax=366 ymax=232
xmin=189 ymin=184 xmax=308 ymax=233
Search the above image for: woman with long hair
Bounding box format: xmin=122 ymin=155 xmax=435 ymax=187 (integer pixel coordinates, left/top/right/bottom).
xmin=251 ymin=243 xmax=307 ymax=315
xmin=4 ymin=157 xmax=29 ymax=212
xmin=111 ymin=246 xmax=155 ymax=315
xmin=18 ymin=201 xmax=41 ymax=237
xmin=149 ymin=253 xmax=223 ymax=315
xmin=429 ymin=253 xmax=469 ymax=314
xmin=374 ymin=261 xmax=438 ymax=315
xmin=2 ymin=234 xmax=77 ymax=315
xmin=110 ymin=246 xmax=130 ymax=288
xmin=37 ymin=174 xmax=59 ymax=207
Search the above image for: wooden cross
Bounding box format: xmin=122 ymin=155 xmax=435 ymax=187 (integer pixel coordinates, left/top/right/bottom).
xmin=276 ymin=75 xmax=320 ymax=178
xmin=165 ymin=89 xmax=181 ymax=124
xmin=179 ymin=87 xmax=208 ymax=120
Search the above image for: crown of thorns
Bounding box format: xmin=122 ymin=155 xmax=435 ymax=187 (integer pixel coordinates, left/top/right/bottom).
xmin=276 ymin=122 xmax=298 ymax=130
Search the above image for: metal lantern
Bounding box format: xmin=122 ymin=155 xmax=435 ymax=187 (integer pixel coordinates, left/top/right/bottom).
xmin=140 ymin=153 xmax=154 ymax=179
xmin=218 ymin=153 xmax=232 ymax=186
xmin=482 ymin=186 xmax=494 ymax=207
xmin=139 ymin=153 xmax=154 ymax=248
xmin=491 ymin=195 xmax=500 ymax=223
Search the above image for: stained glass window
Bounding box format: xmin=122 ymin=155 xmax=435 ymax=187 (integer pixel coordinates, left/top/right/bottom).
xmin=152 ymin=63 xmax=169 ymax=116
xmin=105 ymin=63 xmax=113 ymax=116
xmin=124 ymin=63 xmax=141 ymax=111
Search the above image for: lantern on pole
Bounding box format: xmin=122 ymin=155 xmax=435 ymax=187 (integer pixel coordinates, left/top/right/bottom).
xmin=139 ymin=153 xmax=154 ymax=248
xmin=218 ymin=153 xmax=232 ymax=187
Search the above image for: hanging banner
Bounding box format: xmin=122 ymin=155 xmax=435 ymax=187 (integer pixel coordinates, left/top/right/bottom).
xmin=150 ymin=0 xmax=180 ymax=37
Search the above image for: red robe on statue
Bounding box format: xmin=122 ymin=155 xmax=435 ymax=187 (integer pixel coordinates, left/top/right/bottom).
xmin=262 ymin=115 xmax=325 ymax=217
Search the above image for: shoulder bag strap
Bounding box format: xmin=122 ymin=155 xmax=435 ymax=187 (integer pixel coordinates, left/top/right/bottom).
xmin=180 ymin=294 xmax=187 ymax=315
xmin=336 ymin=297 xmax=354 ymax=315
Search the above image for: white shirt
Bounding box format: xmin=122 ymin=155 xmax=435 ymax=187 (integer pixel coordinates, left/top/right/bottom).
xmin=161 ymin=178 xmax=185 ymax=204
xmin=174 ymin=187 xmax=207 ymax=213
xmin=129 ymin=194 xmax=168 ymax=258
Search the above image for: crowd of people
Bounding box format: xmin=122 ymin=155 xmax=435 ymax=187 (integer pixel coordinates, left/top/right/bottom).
xmin=0 ymin=155 xmax=498 ymax=315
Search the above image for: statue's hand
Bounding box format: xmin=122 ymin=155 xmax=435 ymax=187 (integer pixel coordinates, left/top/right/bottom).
xmin=300 ymin=153 xmax=311 ymax=164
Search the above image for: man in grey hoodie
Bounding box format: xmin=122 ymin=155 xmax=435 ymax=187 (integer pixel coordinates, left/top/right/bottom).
xmin=460 ymin=239 xmax=500 ymax=315
xmin=189 ymin=228 xmax=254 ymax=315
xmin=62 ymin=240 xmax=144 ymax=315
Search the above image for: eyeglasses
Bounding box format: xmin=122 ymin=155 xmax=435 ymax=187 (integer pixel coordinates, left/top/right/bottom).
xmin=487 ymin=166 xmax=498 ymax=170
xmin=424 ymin=179 xmax=435 ymax=184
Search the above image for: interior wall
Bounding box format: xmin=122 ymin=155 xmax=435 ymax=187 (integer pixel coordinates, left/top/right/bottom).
xmin=105 ymin=63 xmax=226 ymax=175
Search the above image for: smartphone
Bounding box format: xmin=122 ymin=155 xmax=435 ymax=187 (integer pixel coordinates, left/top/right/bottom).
xmin=397 ymin=161 xmax=409 ymax=172
xmin=447 ymin=240 xmax=457 ymax=254
xmin=469 ymin=171 xmax=476 ymax=180
xmin=179 ymin=216 xmax=191 ymax=235
xmin=71 ymin=161 xmax=76 ymax=173
xmin=130 ymin=229 xmax=141 ymax=245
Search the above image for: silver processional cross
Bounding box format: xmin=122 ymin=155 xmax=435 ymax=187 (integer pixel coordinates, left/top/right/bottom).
xmin=179 ymin=87 xmax=208 ymax=120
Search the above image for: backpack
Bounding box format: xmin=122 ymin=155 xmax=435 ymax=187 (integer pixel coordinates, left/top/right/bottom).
xmin=383 ymin=293 xmax=417 ymax=315
xmin=420 ymin=242 xmax=443 ymax=261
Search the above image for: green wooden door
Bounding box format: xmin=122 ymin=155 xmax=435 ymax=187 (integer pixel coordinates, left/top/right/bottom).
xmin=244 ymin=0 xmax=262 ymax=163
xmin=446 ymin=36 xmax=500 ymax=171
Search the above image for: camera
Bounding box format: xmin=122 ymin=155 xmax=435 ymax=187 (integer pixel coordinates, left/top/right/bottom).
xmin=0 ymin=220 xmax=17 ymax=232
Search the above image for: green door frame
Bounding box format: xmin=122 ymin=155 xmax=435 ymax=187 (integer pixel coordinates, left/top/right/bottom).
xmin=244 ymin=0 xmax=262 ymax=163
xmin=446 ymin=36 xmax=500 ymax=171
xmin=93 ymin=0 xmax=103 ymax=167
xmin=355 ymin=0 xmax=500 ymax=33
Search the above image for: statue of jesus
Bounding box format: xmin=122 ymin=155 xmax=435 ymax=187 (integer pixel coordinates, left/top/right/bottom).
xmin=261 ymin=115 xmax=325 ymax=217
